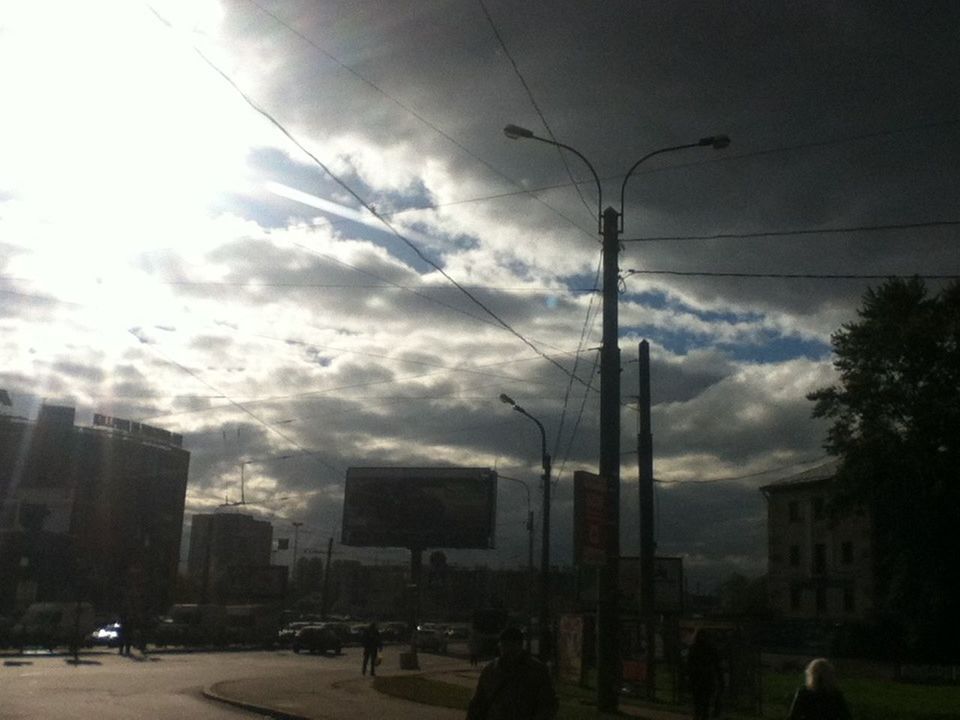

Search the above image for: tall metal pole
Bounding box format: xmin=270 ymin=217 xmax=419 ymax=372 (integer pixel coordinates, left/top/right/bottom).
xmin=499 ymin=395 xmax=552 ymax=661
xmin=596 ymin=206 xmax=622 ymax=712
xmin=291 ymin=521 xmax=303 ymax=586
xmin=502 ymin=124 xmax=728 ymax=715
xmin=320 ymin=536 xmax=333 ymax=619
xmin=637 ymin=340 xmax=656 ymax=700
xmin=527 ymin=508 xmax=535 ymax=652
xmin=539 ymin=441 xmax=552 ymax=662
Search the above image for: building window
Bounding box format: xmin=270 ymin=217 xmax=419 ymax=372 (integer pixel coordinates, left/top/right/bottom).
xmin=790 ymin=545 xmax=801 ymax=567
xmin=841 ymin=541 xmax=854 ymax=564
xmin=813 ymin=544 xmax=827 ymax=575
xmin=816 ymin=587 xmax=827 ymax=614
xmin=813 ymin=497 xmax=824 ymax=520
xmin=789 ymin=501 xmax=801 ymax=522
xmin=790 ymin=586 xmax=802 ymax=611
xmin=844 ymin=588 xmax=856 ymax=613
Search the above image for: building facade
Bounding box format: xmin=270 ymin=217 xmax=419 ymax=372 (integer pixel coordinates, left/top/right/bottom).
xmin=0 ymin=405 xmax=190 ymax=616
xmin=187 ymin=512 xmax=283 ymax=603
xmin=760 ymin=462 xmax=873 ymax=621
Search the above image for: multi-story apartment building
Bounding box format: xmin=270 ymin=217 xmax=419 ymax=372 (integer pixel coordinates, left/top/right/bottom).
xmin=0 ymin=404 xmax=189 ymax=616
xmin=760 ymin=461 xmax=873 ymax=620
xmin=187 ymin=512 xmax=284 ymax=603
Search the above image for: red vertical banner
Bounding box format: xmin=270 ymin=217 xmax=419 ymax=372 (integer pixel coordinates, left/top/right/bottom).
xmin=574 ymin=471 xmax=607 ymax=566
xmin=557 ymin=614 xmax=585 ymax=684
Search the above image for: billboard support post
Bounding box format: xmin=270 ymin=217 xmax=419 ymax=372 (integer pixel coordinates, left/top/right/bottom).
xmin=408 ymin=546 xmax=422 ymax=669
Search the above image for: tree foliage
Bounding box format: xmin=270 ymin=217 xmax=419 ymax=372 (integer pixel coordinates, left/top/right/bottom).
xmin=808 ymin=278 xmax=960 ymax=661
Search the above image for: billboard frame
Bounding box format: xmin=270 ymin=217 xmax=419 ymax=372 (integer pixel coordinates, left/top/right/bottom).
xmin=341 ymin=466 xmax=497 ymax=550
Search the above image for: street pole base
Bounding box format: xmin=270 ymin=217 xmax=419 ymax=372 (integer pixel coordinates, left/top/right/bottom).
xmin=399 ymin=651 xmax=419 ymax=670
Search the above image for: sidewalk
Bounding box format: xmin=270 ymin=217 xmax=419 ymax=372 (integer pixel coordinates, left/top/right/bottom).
xmin=204 ymin=654 xmax=691 ymax=720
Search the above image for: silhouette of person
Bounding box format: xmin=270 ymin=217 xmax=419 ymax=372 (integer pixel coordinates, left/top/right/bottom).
xmin=687 ymin=629 xmax=722 ymax=720
xmin=467 ymin=627 xmax=558 ymax=720
xmin=787 ymin=658 xmax=851 ymax=720
xmin=361 ymin=622 xmax=383 ymax=676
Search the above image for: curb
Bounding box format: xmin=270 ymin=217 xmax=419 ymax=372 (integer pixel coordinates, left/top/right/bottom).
xmin=202 ymin=681 xmax=311 ymax=720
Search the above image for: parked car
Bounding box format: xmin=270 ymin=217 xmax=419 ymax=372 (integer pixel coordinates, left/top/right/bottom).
xmin=323 ymin=621 xmax=352 ymax=646
xmin=348 ymin=622 xmax=368 ymax=646
xmin=415 ymin=626 xmax=448 ymax=654
xmin=292 ymin=624 xmax=342 ymax=655
xmin=380 ymin=621 xmax=410 ymax=643
xmin=89 ymin=621 xmax=122 ymax=648
xmin=445 ymin=623 xmax=470 ymax=640
xmin=11 ymin=602 xmax=96 ymax=651
xmin=278 ymin=621 xmax=312 ymax=647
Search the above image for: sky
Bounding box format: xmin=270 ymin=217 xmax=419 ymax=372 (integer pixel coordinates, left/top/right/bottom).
xmin=1 ymin=0 xmax=958 ymax=590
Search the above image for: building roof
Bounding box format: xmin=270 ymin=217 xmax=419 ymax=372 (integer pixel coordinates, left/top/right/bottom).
xmin=758 ymin=459 xmax=840 ymax=493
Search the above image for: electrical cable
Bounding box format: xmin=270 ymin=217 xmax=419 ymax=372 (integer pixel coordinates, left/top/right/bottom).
xmin=239 ymin=0 xmax=597 ymax=240
xmin=127 ymin=329 xmax=343 ymax=476
xmin=478 ymin=0 xmax=595 ymax=220
xmin=623 ymin=269 xmax=960 ymax=280
xmin=623 ymin=219 xmax=959 ymax=243
xmin=147 ymin=5 xmax=594 ymax=395
xmin=382 ymin=119 xmax=960 ymax=216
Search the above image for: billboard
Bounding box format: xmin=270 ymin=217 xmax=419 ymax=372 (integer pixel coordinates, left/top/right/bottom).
xmin=341 ymin=467 xmax=497 ymax=549
xmin=573 ymin=471 xmax=609 ymax=566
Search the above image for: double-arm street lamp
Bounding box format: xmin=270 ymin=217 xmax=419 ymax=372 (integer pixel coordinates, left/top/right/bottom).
xmin=503 ymin=124 xmax=729 ymax=711
xmin=499 ymin=393 xmax=552 ymax=661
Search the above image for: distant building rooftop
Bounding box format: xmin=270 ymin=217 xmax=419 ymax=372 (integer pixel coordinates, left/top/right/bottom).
xmin=759 ymin=459 xmax=840 ymax=493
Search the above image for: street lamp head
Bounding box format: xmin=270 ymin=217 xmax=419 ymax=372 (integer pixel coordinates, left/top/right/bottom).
xmin=499 ymin=393 xmax=516 ymax=406
xmin=698 ymin=134 xmax=731 ymax=149
xmin=503 ymin=124 xmax=534 ymax=140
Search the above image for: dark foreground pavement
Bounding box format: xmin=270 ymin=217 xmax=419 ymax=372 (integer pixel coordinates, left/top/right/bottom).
xmin=204 ymin=651 xmax=690 ymax=720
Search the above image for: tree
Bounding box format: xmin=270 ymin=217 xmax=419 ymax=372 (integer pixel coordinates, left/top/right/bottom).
xmin=808 ymin=278 xmax=960 ymax=661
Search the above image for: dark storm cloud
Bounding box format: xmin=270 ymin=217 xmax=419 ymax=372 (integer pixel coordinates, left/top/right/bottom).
xmin=217 ymin=0 xmax=958 ymax=323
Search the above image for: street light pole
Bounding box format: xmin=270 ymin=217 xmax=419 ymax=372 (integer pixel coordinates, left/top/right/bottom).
xmin=291 ymin=521 xmax=303 ymax=587
xmin=500 ymin=393 xmax=552 ymax=662
xmin=498 ymin=474 xmax=535 ymax=651
xmin=503 ymin=125 xmax=729 ymax=712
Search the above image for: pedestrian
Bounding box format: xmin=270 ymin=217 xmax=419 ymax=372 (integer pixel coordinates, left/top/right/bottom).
xmin=466 ymin=626 xmax=558 ymax=720
xmin=117 ymin=612 xmax=129 ymax=656
xmin=787 ymin=658 xmax=851 ymax=720
xmin=361 ymin=622 xmax=383 ymax=676
xmin=468 ymin=627 xmax=482 ymax=667
xmin=687 ymin=629 xmax=722 ymax=720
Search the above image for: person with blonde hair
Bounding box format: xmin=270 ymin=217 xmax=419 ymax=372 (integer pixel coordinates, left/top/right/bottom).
xmin=787 ymin=658 xmax=851 ymax=719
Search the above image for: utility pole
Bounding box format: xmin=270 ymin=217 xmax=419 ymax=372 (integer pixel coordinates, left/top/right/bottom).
xmin=596 ymin=206 xmax=622 ymax=712
xmin=320 ymin=537 xmax=333 ymax=619
xmin=291 ymin=521 xmax=303 ymax=588
xmin=637 ymin=340 xmax=656 ymax=700
xmin=527 ymin=508 xmax=535 ymax=652
xmin=501 ymin=123 xmax=729 ymax=714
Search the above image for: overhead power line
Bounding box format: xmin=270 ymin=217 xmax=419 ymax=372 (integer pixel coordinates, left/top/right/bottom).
xmin=383 ymin=119 xmax=960 ymax=216
xmin=624 ymin=269 xmax=960 ymax=280
xmin=478 ymin=0 xmax=595 ymax=220
xmin=146 ymin=6 xmax=594 ymax=395
xmin=240 ymin=0 xmax=595 ymax=239
xmin=624 ymin=219 xmax=960 ymax=243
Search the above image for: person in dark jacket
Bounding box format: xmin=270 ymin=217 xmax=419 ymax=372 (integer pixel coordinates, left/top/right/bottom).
xmin=687 ymin=629 xmax=722 ymax=720
xmin=467 ymin=627 xmax=557 ymax=720
xmin=361 ymin=622 xmax=383 ymax=676
xmin=787 ymin=658 xmax=851 ymax=720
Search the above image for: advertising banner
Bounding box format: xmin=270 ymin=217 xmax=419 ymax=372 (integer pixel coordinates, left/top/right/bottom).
xmin=341 ymin=467 xmax=497 ymax=549
xmin=573 ymin=470 xmax=608 ymax=566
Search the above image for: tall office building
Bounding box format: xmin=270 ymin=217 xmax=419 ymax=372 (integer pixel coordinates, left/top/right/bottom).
xmin=0 ymin=405 xmax=189 ymax=616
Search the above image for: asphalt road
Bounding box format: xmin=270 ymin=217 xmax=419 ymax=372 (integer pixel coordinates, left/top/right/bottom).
xmin=0 ymin=648 xmax=358 ymax=719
